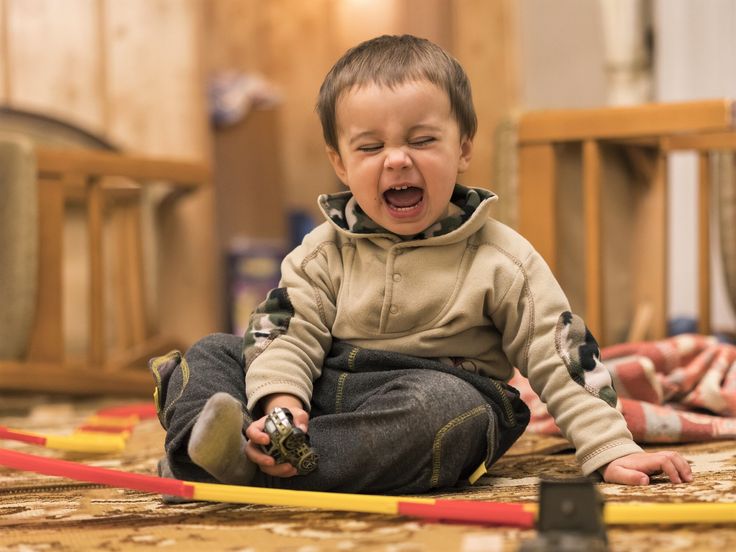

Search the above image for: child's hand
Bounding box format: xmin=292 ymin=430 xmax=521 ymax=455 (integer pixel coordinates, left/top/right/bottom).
xmin=244 ymin=394 xmax=310 ymax=477
xmin=602 ymin=451 xmax=693 ymax=485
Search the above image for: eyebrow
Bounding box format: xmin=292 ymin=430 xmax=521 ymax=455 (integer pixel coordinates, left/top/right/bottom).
xmin=347 ymin=124 xmax=443 ymax=146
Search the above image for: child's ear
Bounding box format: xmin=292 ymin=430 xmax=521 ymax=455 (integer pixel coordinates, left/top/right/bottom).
xmin=326 ymin=146 xmax=348 ymax=185
xmin=457 ymin=137 xmax=473 ymax=173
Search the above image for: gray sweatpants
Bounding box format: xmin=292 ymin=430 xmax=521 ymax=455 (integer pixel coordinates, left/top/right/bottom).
xmin=151 ymin=333 xmax=529 ymax=494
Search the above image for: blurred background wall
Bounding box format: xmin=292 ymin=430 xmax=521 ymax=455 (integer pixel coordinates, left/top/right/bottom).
xmin=0 ymin=0 xmax=733 ymax=349
xmin=0 ymin=0 xmax=220 ymax=350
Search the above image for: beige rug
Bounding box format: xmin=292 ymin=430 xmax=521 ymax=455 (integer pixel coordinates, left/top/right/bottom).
xmin=1 ymin=393 xmax=735 ymax=551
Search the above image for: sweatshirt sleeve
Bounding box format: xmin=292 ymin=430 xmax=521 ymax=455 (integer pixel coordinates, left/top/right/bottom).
xmin=491 ymin=248 xmax=643 ymax=475
xmin=243 ymin=230 xmax=341 ymax=415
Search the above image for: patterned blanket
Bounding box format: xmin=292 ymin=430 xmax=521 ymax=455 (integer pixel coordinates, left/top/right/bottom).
xmin=511 ymin=334 xmax=736 ymax=443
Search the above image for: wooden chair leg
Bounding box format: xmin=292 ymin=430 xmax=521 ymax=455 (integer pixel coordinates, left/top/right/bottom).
xmin=87 ymin=177 xmax=106 ymax=368
xmin=124 ymin=199 xmax=148 ymax=346
xmin=26 ymin=178 xmax=65 ymax=363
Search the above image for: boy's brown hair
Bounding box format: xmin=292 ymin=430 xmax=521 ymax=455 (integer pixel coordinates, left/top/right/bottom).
xmin=316 ymin=34 xmax=477 ymax=152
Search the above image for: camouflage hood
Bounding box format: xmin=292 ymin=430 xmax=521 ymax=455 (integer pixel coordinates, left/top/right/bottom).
xmin=318 ymin=184 xmax=497 ymax=241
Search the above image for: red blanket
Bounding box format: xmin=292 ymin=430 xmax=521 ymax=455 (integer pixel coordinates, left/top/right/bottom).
xmin=510 ymin=334 xmax=736 ymax=443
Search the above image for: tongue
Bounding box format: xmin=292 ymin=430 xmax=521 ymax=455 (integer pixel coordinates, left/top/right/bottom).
xmin=384 ymin=187 xmax=423 ymax=208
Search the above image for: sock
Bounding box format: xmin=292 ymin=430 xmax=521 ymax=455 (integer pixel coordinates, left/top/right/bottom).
xmin=187 ymin=392 xmax=256 ymax=485
xmin=156 ymin=457 xmax=193 ymax=504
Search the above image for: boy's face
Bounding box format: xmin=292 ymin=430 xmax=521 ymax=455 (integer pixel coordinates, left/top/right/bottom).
xmin=326 ymin=80 xmax=473 ymax=237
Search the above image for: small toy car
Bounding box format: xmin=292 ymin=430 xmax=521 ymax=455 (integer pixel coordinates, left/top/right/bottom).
xmin=260 ymin=407 xmax=318 ymax=475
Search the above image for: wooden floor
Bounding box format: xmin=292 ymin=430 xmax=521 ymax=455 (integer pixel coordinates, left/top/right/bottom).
xmin=0 ymin=393 xmax=735 ymax=551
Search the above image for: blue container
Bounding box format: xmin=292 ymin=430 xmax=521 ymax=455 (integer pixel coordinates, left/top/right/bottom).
xmin=227 ymin=240 xmax=285 ymax=336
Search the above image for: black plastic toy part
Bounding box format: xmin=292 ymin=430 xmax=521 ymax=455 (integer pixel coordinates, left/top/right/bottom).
xmin=519 ymin=477 xmax=609 ymax=552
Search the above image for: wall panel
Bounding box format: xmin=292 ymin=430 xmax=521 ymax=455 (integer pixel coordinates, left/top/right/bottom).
xmin=205 ymin=0 xmax=270 ymax=75
xmin=453 ymin=0 xmax=520 ymax=202
xmin=0 ymin=0 xmax=8 ymax=102
xmin=264 ymin=0 xmax=337 ymax=217
xmin=399 ymin=0 xmax=453 ymax=51
xmin=5 ymin=0 xmax=104 ymax=132
xmin=103 ymin=0 xmax=208 ymax=158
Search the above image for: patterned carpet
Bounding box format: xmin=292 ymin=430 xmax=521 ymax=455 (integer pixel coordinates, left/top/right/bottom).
xmin=1 ymin=393 xmax=735 ymax=552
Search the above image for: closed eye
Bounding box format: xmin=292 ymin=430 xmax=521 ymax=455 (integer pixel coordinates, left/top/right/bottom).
xmin=357 ymin=143 xmax=383 ymax=153
xmin=410 ymin=137 xmax=436 ymax=147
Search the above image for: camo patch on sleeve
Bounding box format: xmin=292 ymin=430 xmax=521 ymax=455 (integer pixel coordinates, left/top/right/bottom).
xmin=554 ymin=311 xmax=617 ymax=408
xmin=243 ymin=287 xmax=295 ymax=366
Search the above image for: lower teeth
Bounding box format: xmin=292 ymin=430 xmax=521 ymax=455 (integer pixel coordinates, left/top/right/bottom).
xmin=391 ymin=203 xmax=420 ymax=211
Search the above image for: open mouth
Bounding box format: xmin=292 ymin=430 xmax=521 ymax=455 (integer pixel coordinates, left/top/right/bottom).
xmin=383 ymin=185 xmax=424 ymax=212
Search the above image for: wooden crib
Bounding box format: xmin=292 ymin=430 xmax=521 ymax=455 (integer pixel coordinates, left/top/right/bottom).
xmin=517 ymin=99 xmax=736 ymax=346
xmin=0 ymin=146 xmax=210 ymax=395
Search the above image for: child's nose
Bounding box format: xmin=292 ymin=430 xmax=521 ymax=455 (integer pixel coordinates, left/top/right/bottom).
xmin=384 ymin=148 xmax=412 ymax=170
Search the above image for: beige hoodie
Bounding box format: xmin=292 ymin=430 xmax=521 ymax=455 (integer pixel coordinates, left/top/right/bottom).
xmin=243 ymin=185 xmax=643 ymax=475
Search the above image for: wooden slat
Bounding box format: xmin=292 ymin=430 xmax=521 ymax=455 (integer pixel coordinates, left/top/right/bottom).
xmin=108 ymin=189 xmax=148 ymax=354
xmin=627 ymin=303 xmax=654 ymax=343
xmin=583 ymin=140 xmax=603 ymax=340
xmin=663 ymin=131 xmax=736 ymax=152
xmin=518 ymin=144 xmax=558 ymax=272
xmin=123 ymin=200 xmax=147 ymax=346
xmin=87 ymin=177 xmax=105 ymax=368
xmin=112 ymin=206 xmax=133 ymax=351
xmin=698 ymin=152 xmax=711 ymax=335
xmin=631 ymin=151 xmax=669 ymax=339
xmin=26 ymin=177 xmax=65 ymax=362
xmin=36 ymin=147 xmax=210 ymax=186
xmin=651 ymin=152 xmax=669 ymax=339
xmin=608 ymin=137 xmax=662 ymax=148
xmin=0 ymin=361 xmax=151 ymax=396
xmin=519 ymin=99 xmax=735 ymax=144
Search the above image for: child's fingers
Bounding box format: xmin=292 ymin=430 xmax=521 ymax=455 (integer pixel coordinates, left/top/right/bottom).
xmin=244 ymin=442 xmax=298 ymax=477
xmin=658 ymin=451 xmax=693 ymax=483
xmin=244 ymin=441 xmax=277 ymax=466
xmin=244 ymin=418 xmax=270 ymax=445
xmin=290 ymin=408 xmax=310 ymax=433
xmin=605 ymin=465 xmax=649 ymax=485
xmin=641 ymin=451 xmax=684 ymax=483
xmin=658 ymin=456 xmax=683 ymax=484
xmin=260 ymin=462 xmax=298 ymax=478
xmin=603 ymin=451 xmax=693 ymax=485
xmin=677 ymin=455 xmax=693 ymax=482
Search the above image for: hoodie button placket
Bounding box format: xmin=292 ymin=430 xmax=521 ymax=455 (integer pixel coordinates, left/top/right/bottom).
xmin=386 ymin=247 xmax=402 ymax=320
